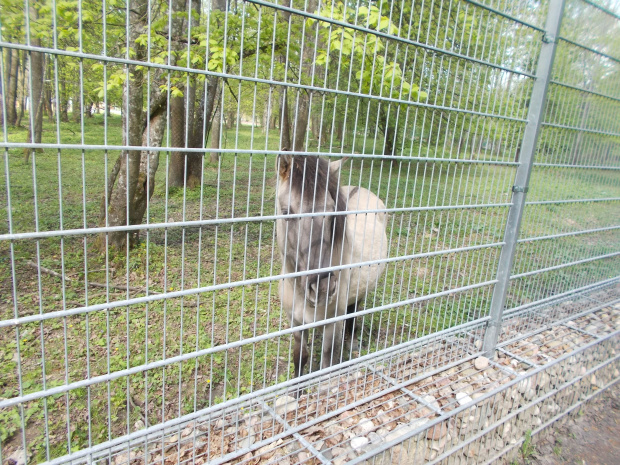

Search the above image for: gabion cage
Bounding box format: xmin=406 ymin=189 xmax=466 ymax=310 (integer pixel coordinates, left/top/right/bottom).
xmin=0 ymin=0 xmax=619 ymax=464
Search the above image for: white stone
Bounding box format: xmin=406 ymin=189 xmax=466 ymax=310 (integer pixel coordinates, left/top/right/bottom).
xmin=355 ymin=418 xmax=375 ymax=435
xmin=240 ymin=427 xmax=255 ymax=449
xmin=114 ymin=451 xmax=137 ymax=465
xmin=275 ymin=395 xmax=298 ymax=415
xmin=518 ymin=375 xmax=532 ymax=393
xmin=6 ymin=449 xmax=26 ymax=465
xmin=465 ymin=445 xmax=478 ymax=458
xmin=474 ymin=356 xmax=489 ymax=370
xmin=257 ymin=438 xmax=283 ymax=457
xmin=423 ymin=395 xmax=441 ymax=410
xmin=455 ymin=392 xmax=473 ymax=406
xmin=537 ymin=373 xmax=550 ymax=389
xmin=350 ymin=436 xmax=369 ymax=450
xmin=385 ymin=418 xmax=429 ymax=442
xmin=499 ymin=423 xmax=511 ymax=438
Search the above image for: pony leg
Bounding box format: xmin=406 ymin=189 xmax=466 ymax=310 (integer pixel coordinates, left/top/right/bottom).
xmin=293 ymin=330 xmax=309 ymax=378
xmin=321 ymin=321 xmax=344 ymax=369
xmin=344 ymin=302 xmax=360 ymax=355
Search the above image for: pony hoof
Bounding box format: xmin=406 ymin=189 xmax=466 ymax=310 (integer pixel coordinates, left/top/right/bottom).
xmin=293 ymin=387 xmax=306 ymax=399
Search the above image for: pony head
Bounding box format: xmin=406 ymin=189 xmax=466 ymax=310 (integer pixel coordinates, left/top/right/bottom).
xmin=276 ymin=154 xmax=347 ymax=307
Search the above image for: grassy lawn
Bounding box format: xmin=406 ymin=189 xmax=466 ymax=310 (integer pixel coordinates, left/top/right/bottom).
xmin=1 ymin=115 xmax=619 ymax=460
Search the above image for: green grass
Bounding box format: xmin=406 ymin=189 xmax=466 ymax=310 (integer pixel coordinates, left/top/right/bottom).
xmin=520 ymin=430 xmax=536 ymax=464
xmin=1 ymin=115 xmax=619 ymax=460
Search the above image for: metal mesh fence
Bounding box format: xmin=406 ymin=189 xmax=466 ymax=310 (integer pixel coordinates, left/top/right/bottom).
xmin=0 ymin=0 xmax=618 ymax=463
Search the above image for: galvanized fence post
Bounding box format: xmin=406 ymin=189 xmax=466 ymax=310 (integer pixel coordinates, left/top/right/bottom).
xmin=482 ymin=0 xmax=567 ymax=357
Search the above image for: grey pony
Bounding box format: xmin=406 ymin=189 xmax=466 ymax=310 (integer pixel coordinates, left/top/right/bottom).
xmin=276 ymin=154 xmax=388 ymax=380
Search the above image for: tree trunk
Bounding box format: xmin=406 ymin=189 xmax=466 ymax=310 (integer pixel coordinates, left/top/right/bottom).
xmin=203 ymin=76 xmax=220 ymax=141
xmin=129 ymin=106 xmax=166 ymax=227
xmin=167 ymin=0 xmax=190 ymax=189
xmin=72 ymin=83 xmax=81 ymax=123
xmin=311 ymin=116 xmax=320 ymax=141
xmin=17 ymin=50 xmax=26 ymax=127
xmin=6 ymin=46 xmax=20 ymax=125
xmin=262 ymin=106 xmax=269 ymax=132
xmin=291 ymin=90 xmax=310 ymax=152
xmin=210 ymin=101 xmax=222 ymax=163
xmin=168 ymin=93 xmax=187 ymax=188
xmin=0 ymin=47 xmax=9 ymax=125
xmin=458 ymin=129 xmax=468 ymax=156
xmin=384 ymin=125 xmax=396 ymax=157
xmin=284 ymin=0 xmax=316 ymax=153
xmin=270 ymin=102 xmax=278 ymax=129
xmin=335 ymin=118 xmax=344 ymax=146
xmin=199 ymin=0 xmax=226 ymax=164
xmin=225 ymin=108 xmax=236 ymax=129
xmin=101 ymin=0 xmax=147 ymax=251
xmin=280 ymin=89 xmax=291 ymax=151
xmin=44 ymin=78 xmax=54 ymax=122
xmin=185 ymin=77 xmax=201 ymax=188
xmin=60 ymin=73 xmax=69 ymax=122
xmin=185 ymin=0 xmax=205 ymax=194
xmin=202 ymin=0 xmax=228 ymax=159
xmin=26 ymin=26 xmax=45 ymax=162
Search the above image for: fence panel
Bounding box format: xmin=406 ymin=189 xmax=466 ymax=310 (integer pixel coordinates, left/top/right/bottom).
xmin=504 ymin=0 xmax=620 ymax=321
xmin=0 ymin=0 xmax=618 ymax=464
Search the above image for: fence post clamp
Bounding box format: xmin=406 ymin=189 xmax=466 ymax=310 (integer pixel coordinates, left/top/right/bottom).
xmin=512 ymin=185 xmax=528 ymax=194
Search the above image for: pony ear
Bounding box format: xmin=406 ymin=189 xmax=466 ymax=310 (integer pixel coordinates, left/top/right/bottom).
xmin=278 ymin=153 xmax=293 ymax=179
xmin=329 ymin=156 xmax=350 ymax=175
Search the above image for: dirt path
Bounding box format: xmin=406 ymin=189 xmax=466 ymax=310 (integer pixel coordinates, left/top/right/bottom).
xmin=527 ymin=383 xmax=620 ymax=465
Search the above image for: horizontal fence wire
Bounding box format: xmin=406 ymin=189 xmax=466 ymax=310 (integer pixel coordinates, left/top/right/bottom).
xmin=0 ymin=0 xmax=618 ymax=464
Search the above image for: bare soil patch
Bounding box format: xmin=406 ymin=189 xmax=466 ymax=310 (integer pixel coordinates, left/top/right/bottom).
xmin=527 ymin=383 xmax=620 ymax=465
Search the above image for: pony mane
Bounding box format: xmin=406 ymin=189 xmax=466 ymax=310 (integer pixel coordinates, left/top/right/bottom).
xmin=289 ymin=155 xmax=347 ymax=249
